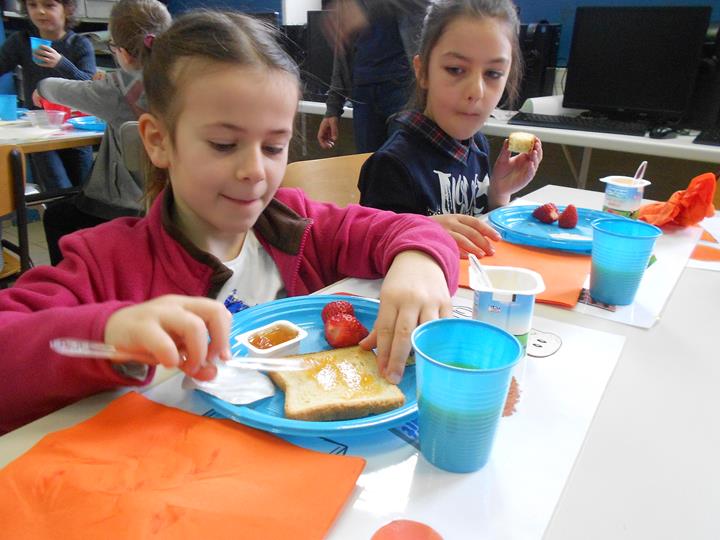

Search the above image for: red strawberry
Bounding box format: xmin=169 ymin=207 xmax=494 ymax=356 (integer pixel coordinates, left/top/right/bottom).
xmin=321 ymin=300 xmax=355 ymax=323
xmin=558 ymin=204 xmax=579 ymax=229
xmin=324 ymin=313 xmax=369 ymax=348
xmin=532 ymin=203 xmax=559 ymax=224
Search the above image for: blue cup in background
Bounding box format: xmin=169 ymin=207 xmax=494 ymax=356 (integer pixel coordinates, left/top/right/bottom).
xmin=589 ymin=218 xmax=662 ymax=306
xmin=411 ymin=319 xmax=522 ymax=473
xmin=30 ymin=37 xmax=53 ymax=64
xmin=0 ymin=94 xmax=17 ymax=120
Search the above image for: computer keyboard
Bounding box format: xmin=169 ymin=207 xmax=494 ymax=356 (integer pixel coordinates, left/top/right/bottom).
xmin=507 ymin=112 xmax=648 ymax=136
xmin=692 ymin=127 xmax=720 ymax=146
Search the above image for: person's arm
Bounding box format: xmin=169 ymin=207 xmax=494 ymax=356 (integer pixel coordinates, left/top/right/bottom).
xmin=53 ymin=35 xmax=95 ymax=81
xmin=37 ymin=74 xmax=118 ymax=121
xmin=358 ymin=152 xmax=422 ymax=213
xmin=324 ymin=44 xmax=351 ymax=118
xmin=285 ymin=190 xmax=458 ymax=384
xmin=0 ymin=250 xmax=153 ymax=434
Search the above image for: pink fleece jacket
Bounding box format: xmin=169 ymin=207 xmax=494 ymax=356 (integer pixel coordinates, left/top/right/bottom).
xmin=0 ymin=187 xmax=458 ymax=433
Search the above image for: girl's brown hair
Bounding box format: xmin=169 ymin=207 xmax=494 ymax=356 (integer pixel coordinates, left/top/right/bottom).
xmin=18 ymin=0 xmax=79 ymax=29
xmin=109 ymin=0 xmax=171 ymax=68
xmin=412 ymin=0 xmax=523 ymax=110
xmin=142 ymin=10 xmax=301 ymax=203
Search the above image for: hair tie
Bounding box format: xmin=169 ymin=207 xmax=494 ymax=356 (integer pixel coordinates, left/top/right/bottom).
xmin=144 ymin=34 xmax=155 ymax=49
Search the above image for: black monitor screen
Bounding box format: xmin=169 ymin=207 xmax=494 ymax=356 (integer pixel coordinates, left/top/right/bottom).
xmin=563 ymin=6 xmax=711 ymax=119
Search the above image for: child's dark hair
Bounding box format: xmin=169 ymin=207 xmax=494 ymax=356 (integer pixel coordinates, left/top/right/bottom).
xmin=18 ymin=0 xmax=79 ymax=29
xmin=109 ymin=0 xmax=171 ymax=68
xmin=413 ymin=0 xmax=523 ymax=110
xmin=142 ymin=10 xmax=301 ymax=202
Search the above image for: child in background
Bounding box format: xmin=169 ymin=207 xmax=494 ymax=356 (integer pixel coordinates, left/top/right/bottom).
xmin=0 ymin=0 xmax=95 ymax=190
xmin=0 ymin=11 xmax=458 ymax=434
xmin=34 ymin=0 xmax=172 ymax=265
xmin=358 ymin=0 xmax=543 ymax=258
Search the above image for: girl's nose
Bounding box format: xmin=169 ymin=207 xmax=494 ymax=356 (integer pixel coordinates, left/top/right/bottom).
xmin=466 ymin=75 xmax=485 ymax=102
xmin=235 ymin=146 xmax=265 ymax=183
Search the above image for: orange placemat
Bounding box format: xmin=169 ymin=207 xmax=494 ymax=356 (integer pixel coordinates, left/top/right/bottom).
xmin=691 ymin=230 xmax=720 ymax=261
xmin=458 ymin=240 xmax=591 ymax=307
xmin=0 ymin=393 xmax=365 ymax=540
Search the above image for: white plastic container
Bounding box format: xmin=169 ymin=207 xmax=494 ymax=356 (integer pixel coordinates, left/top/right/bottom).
xmin=236 ymin=320 xmax=307 ymax=358
xmin=600 ymin=175 xmax=651 ymax=219
xmin=469 ymin=265 xmax=545 ymax=350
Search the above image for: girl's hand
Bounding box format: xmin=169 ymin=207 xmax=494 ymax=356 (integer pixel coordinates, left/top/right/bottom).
xmin=31 ymin=90 xmax=42 ymax=108
xmin=430 ymin=214 xmax=501 ymax=258
xmin=488 ymin=137 xmax=543 ymax=208
xmin=360 ymin=251 xmax=452 ymax=384
xmin=104 ymin=295 xmax=232 ymax=381
xmin=34 ymin=45 xmax=62 ymax=68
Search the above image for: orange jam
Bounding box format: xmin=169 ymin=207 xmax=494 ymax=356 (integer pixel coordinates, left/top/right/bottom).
xmin=248 ymin=325 xmax=299 ymax=350
xmin=306 ymin=354 xmax=379 ymax=397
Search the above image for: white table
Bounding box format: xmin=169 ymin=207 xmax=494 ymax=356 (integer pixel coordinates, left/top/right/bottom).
xmin=0 ymin=185 xmax=717 ymax=539
xmin=299 ymin=100 xmax=720 ymax=189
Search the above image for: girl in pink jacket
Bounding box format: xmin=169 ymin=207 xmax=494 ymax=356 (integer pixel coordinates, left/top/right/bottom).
xmin=0 ymin=11 xmax=459 ymax=433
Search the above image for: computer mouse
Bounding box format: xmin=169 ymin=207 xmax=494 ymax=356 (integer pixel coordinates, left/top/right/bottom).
xmin=649 ymin=126 xmax=677 ymax=139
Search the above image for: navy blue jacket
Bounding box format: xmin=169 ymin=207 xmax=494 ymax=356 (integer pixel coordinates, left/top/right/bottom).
xmin=358 ymin=121 xmax=493 ymax=217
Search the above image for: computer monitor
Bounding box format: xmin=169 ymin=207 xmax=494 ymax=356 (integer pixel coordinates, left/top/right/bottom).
xmin=563 ymin=6 xmax=711 ymax=122
xmin=517 ymin=23 xmax=561 ymax=106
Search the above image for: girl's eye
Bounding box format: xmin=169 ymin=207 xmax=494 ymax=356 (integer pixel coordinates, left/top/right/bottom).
xmin=445 ymin=66 xmax=464 ymax=76
xmin=486 ymin=70 xmax=505 ymax=80
xmin=263 ymin=145 xmax=285 ymax=156
xmin=209 ymin=141 xmax=235 ymax=152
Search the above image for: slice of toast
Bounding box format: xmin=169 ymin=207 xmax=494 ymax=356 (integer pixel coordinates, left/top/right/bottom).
xmin=269 ymin=346 xmax=405 ymax=421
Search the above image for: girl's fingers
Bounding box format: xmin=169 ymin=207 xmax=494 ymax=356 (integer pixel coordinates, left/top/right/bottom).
xmin=373 ymin=304 xmax=399 ymax=378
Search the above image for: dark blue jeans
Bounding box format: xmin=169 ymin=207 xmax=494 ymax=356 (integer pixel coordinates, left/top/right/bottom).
xmin=28 ymin=146 xmax=93 ymax=191
xmin=351 ymin=79 xmax=412 ymax=153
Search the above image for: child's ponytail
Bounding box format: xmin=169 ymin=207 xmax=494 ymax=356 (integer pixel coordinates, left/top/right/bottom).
xmin=109 ymin=0 xmax=171 ymax=69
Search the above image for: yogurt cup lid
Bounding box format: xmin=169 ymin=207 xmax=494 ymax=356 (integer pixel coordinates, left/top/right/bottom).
xmin=600 ymin=175 xmax=651 ymax=188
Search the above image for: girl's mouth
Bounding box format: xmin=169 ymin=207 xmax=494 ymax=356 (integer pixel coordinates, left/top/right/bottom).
xmin=221 ymin=194 xmax=259 ymax=206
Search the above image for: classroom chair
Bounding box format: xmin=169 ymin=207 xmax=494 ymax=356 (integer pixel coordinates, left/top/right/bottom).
xmin=119 ymin=121 xmax=143 ymax=181
xmin=0 ymin=144 xmax=84 ymax=285
xmin=281 ymin=153 xmax=371 ymax=207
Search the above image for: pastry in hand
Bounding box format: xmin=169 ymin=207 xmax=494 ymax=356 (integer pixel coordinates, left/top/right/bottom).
xmin=507 ymin=131 xmax=536 ymax=153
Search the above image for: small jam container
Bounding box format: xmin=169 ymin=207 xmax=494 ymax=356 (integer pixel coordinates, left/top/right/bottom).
xmin=236 ymin=320 xmax=308 ymax=357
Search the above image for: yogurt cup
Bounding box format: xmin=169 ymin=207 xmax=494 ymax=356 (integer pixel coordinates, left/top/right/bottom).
xmin=600 ymin=175 xmax=651 ymax=219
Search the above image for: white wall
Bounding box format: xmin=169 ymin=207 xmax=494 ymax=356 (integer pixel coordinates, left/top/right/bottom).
xmin=282 ymin=0 xmax=322 ymax=25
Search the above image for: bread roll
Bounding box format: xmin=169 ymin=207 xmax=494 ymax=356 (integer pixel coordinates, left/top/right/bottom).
xmin=508 ymin=132 xmax=536 ymax=153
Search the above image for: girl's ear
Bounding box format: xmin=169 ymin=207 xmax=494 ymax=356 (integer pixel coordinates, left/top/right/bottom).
xmin=138 ymin=112 xmax=171 ymax=169
xmin=413 ymin=54 xmax=427 ymax=90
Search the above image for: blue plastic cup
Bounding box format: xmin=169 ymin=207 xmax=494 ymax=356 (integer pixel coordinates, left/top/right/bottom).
xmin=411 ymin=319 xmax=522 ymax=473
xmin=30 ymin=37 xmax=53 ymax=64
xmin=0 ymin=94 xmax=17 ymax=120
xmin=589 ymin=218 xmax=662 ymax=306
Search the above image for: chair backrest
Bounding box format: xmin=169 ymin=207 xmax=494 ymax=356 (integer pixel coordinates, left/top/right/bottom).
xmin=119 ymin=121 xmax=144 ymax=180
xmin=281 ymin=153 xmax=371 ymax=207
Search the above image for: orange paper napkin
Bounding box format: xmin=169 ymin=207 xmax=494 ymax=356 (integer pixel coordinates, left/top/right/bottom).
xmin=692 ymin=230 xmax=720 ymax=261
xmin=458 ymin=239 xmax=591 ymax=307
xmin=638 ymin=172 xmax=716 ymax=227
xmin=0 ymin=392 xmax=365 ymax=540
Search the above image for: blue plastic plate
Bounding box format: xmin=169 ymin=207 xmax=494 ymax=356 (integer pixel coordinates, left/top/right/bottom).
xmin=489 ymin=205 xmax=612 ymax=253
xmin=198 ymin=295 xmax=417 ymax=437
xmin=68 ymin=116 xmax=106 ymax=131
